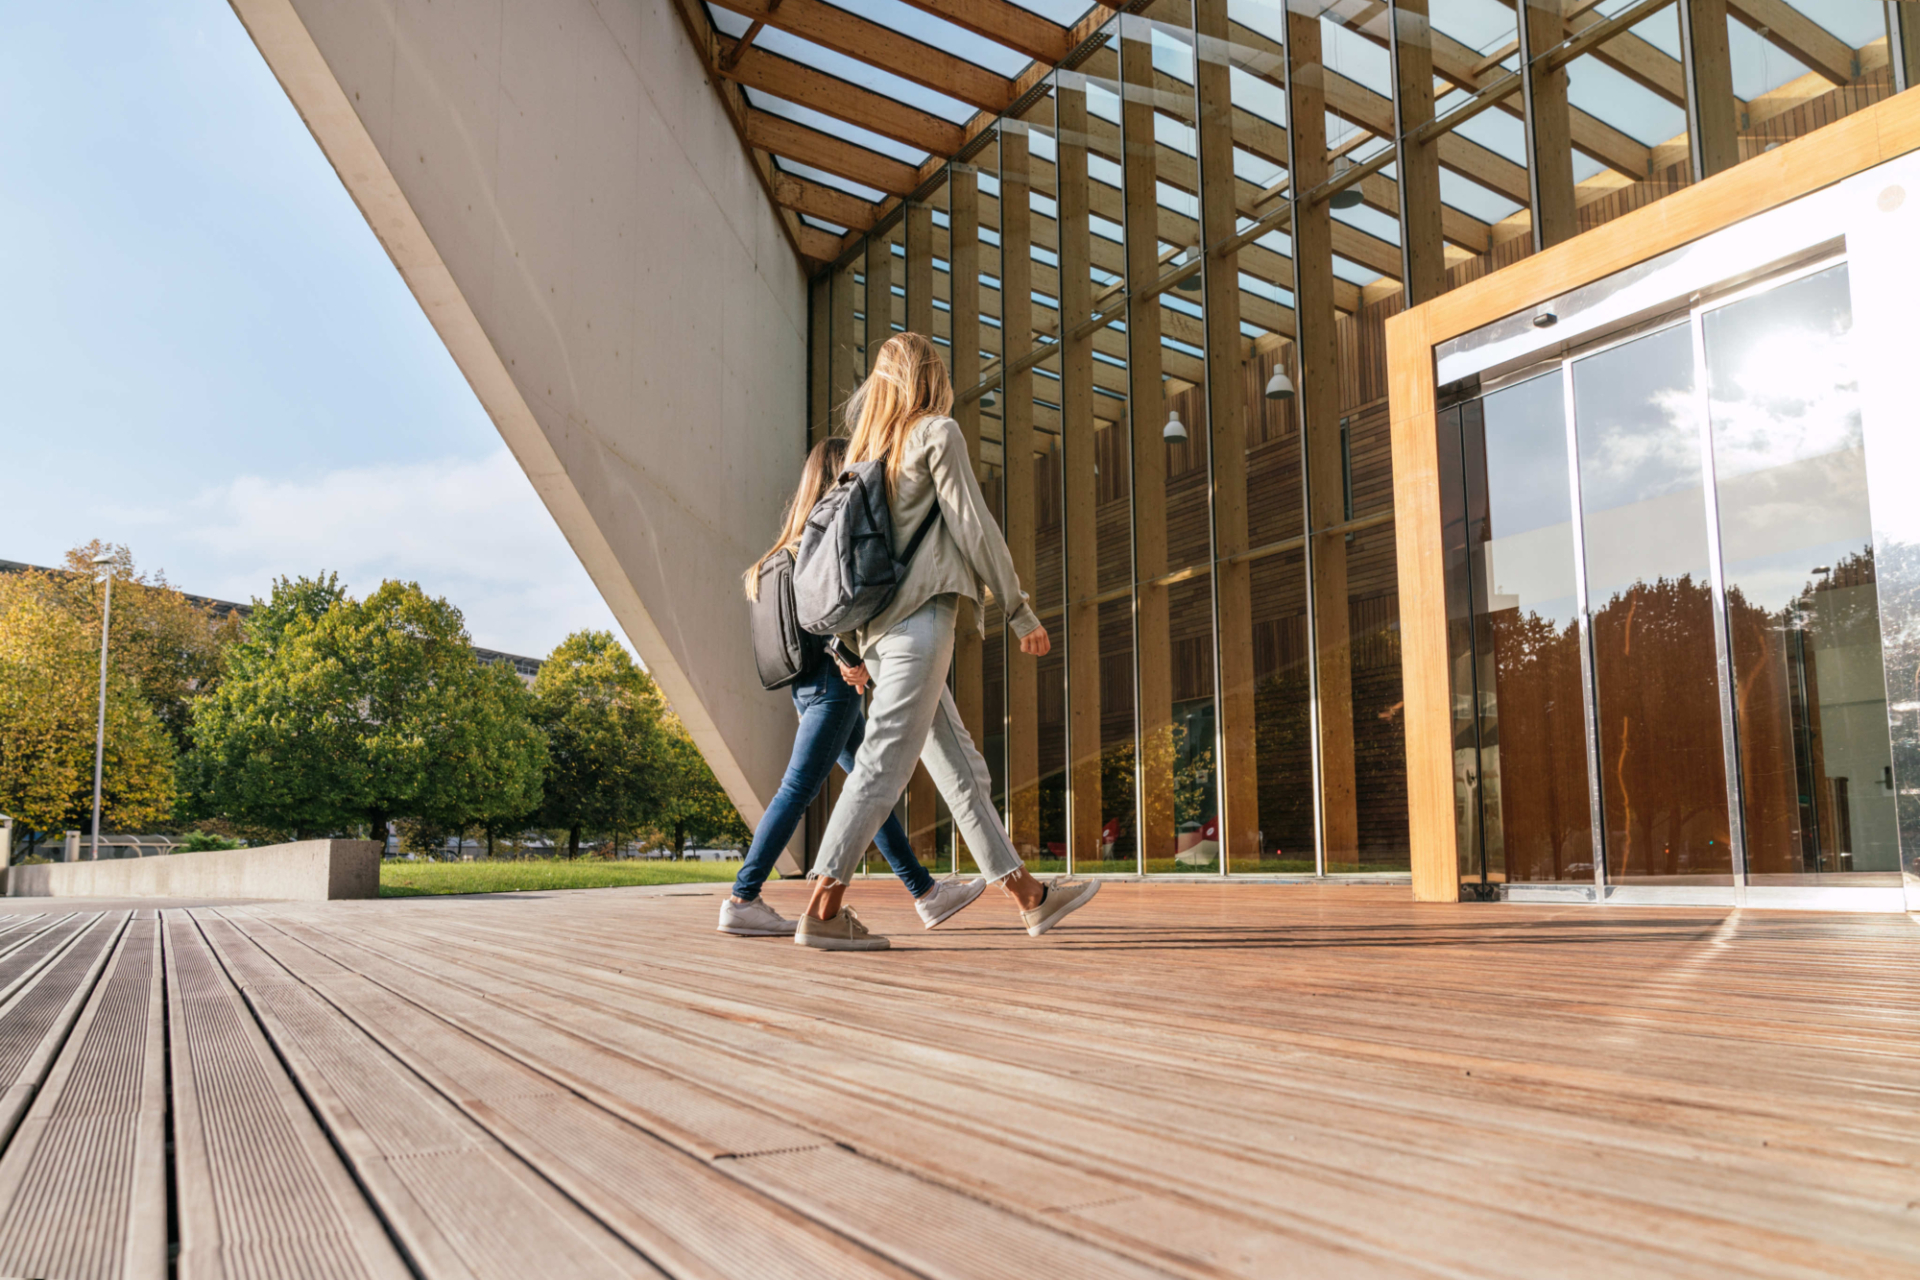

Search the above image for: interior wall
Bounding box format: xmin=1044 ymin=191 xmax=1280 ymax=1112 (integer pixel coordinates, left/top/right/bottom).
xmin=230 ymin=0 xmax=809 ymax=833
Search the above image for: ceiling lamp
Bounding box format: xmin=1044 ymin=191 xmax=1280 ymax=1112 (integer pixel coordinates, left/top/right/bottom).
xmin=980 ymin=392 xmax=996 ymax=408
xmin=1265 ymin=369 xmax=1295 ymax=400
xmin=1329 ymin=155 xmax=1364 ymax=211
xmin=1164 ymin=409 xmax=1188 ymax=443
xmin=1175 ymin=247 xmax=1203 ymax=292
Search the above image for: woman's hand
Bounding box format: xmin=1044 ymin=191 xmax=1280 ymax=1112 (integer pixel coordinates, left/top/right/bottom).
xmin=1019 ymin=624 xmax=1050 ymax=658
xmin=838 ymin=661 xmax=872 ymax=694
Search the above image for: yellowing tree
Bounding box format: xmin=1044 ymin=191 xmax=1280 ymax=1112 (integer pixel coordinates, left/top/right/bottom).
xmin=0 ymin=570 xmax=177 ymax=837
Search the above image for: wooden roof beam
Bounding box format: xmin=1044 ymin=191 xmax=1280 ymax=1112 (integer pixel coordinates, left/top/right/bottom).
xmin=770 ymin=170 xmax=883 ymax=231
xmin=707 ymin=0 xmax=1016 ymax=111
xmin=890 ymin=0 xmax=1075 ymax=66
xmin=743 ymin=110 xmax=923 ymax=193
xmin=718 ymin=38 xmax=968 ymax=155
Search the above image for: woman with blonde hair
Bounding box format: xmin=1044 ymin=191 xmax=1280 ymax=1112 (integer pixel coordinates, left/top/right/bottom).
xmin=796 ymin=332 xmax=1099 ymax=950
xmin=721 ymin=436 xmax=984 ymax=937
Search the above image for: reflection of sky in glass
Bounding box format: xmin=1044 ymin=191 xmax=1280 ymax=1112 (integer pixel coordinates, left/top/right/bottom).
xmin=1482 ymin=371 xmax=1579 ymax=628
xmin=1574 ymin=323 xmax=1713 ymax=599
xmin=1573 ymin=323 xmax=1699 ymax=514
xmin=1708 ymin=264 xmax=1873 ymax=615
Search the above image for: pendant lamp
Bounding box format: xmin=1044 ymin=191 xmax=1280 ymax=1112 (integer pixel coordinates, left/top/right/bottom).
xmin=1164 ymin=409 xmax=1187 ymax=443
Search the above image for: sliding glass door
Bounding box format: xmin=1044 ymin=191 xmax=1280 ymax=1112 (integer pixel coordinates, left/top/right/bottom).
xmin=1442 ymin=255 xmax=1900 ymax=901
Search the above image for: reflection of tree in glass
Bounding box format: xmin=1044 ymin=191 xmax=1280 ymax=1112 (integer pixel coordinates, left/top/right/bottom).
xmin=1587 ymin=574 xmax=1731 ymax=879
xmin=1484 ymin=608 xmax=1591 ymax=881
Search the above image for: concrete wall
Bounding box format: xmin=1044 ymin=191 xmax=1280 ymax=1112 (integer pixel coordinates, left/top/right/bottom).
xmin=227 ymin=0 xmax=807 ymax=836
xmin=9 ymin=840 xmax=382 ymax=901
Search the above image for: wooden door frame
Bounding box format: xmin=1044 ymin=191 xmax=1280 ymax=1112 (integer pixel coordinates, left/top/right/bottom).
xmin=1385 ymin=88 xmax=1920 ymax=902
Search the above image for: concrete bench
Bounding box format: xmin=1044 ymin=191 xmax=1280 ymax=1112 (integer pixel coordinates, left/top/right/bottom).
xmin=7 ymin=840 xmax=380 ymax=901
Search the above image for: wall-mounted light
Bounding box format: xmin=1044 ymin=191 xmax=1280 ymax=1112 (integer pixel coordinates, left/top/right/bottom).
xmin=1265 ymin=369 xmax=1295 ymax=401
xmin=1532 ymin=309 xmax=1558 ymax=329
xmin=1164 ymin=409 xmax=1187 ymax=442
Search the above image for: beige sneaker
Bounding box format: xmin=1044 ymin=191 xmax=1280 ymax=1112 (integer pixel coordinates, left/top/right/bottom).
xmin=795 ymin=906 xmax=890 ymax=951
xmin=1021 ymin=879 xmax=1100 ymax=937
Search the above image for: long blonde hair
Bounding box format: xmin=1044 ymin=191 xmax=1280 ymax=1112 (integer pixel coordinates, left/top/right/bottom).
xmin=744 ymin=437 xmax=849 ymax=600
xmin=844 ymin=332 xmax=953 ymax=480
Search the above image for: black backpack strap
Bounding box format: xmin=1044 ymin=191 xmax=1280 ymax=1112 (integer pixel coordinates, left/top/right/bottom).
xmin=900 ymin=503 xmax=942 ymax=566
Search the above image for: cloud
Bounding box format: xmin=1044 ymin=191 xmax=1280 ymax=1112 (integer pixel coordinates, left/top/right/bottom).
xmin=178 ymin=450 xmax=624 ymax=659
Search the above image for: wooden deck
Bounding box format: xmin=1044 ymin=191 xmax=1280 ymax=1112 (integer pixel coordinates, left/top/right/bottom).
xmin=0 ymin=883 xmax=1913 ymax=1278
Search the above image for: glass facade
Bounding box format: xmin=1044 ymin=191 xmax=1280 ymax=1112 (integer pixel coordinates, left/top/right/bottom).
xmin=801 ymin=0 xmax=1919 ymax=879
xmin=1441 ymin=243 xmax=1906 ymax=899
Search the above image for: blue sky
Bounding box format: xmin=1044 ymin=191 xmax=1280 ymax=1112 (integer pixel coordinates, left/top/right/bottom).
xmin=0 ymin=1 xmax=620 ymax=658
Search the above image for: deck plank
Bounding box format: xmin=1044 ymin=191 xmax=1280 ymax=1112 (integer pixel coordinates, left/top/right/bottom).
xmin=165 ymin=911 xmax=411 ymax=1280
xmin=193 ymin=912 xmax=666 ymax=1280
xmin=226 ymin=909 xmax=1103 ymax=1280
xmin=0 ymin=913 xmax=165 ymax=1280
xmin=0 ymin=913 xmax=126 ymax=1149
xmin=240 ymin=885 xmax=1920 ymax=1279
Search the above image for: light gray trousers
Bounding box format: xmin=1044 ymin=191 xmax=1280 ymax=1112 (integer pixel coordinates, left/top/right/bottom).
xmin=811 ymin=595 xmax=1025 ymax=886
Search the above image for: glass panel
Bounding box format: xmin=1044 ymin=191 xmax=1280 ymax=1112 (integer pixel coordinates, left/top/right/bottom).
xmin=1573 ymin=321 xmax=1734 ymax=883
xmin=1476 ymin=372 xmax=1595 ymax=883
xmin=1726 ymin=2 xmax=1893 ymax=170
xmin=1705 ymin=262 xmax=1898 ymax=883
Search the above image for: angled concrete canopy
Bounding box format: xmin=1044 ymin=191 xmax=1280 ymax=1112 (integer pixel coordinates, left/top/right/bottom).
xmin=229 ymin=0 xmax=807 ymax=836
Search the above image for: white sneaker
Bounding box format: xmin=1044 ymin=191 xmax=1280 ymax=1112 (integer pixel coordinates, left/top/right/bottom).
xmin=717 ymin=896 xmax=797 ymax=936
xmin=1020 ymin=879 xmax=1100 ymax=937
xmin=915 ymin=877 xmax=986 ymax=929
xmin=795 ymin=906 xmax=889 ymax=951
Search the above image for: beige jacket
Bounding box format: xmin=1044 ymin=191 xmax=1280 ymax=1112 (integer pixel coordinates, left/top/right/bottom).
xmin=850 ymin=415 xmax=1041 ymax=655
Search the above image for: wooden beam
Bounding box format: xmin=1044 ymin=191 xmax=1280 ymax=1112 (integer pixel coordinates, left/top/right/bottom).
xmin=707 ymin=0 xmax=1015 ymax=112
xmin=1287 ymin=3 xmax=1360 ymax=874
xmin=1680 ymin=0 xmax=1741 ymax=179
xmin=1728 ymin=0 xmax=1857 ymax=86
xmin=770 ymin=171 xmax=880 ymax=233
xmin=743 ymin=110 xmax=921 ymax=194
xmin=718 ymin=39 xmax=967 ymax=155
xmin=1121 ymin=13 xmax=1173 ymax=870
xmin=808 ymin=275 xmax=831 ymax=445
xmin=950 ymin=166 xmax=987 ymax=750
xmin=892 ymin=0 xmax=1073 ymax=65
xmin=1001 ymin=122 xmax=1040 ymax=860
xmin=1390 ymin=0 xmax=1447 ymax=304
xmin=794 ymin=222 xmax=844 ymax=261
xmin=1519 ymin=0 xmax=1577 ymax=248
xmin=865 ymin=235 xmax=892 ymax=370
xmin=1195 ymin=0 xmax=1257 ymax=875
xmin=1056 ymin=75 xmax=1104 ymax=874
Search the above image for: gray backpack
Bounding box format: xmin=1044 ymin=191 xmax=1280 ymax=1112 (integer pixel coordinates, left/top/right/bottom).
xmin=792 ymin=458 xmax=940 ymax=636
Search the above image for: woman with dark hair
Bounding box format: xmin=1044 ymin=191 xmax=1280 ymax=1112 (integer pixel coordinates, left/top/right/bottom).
xmin=796 ymin=333 xmax=1100 ymax=950
xmin=720 ymin=436 xmax=984 ymax=937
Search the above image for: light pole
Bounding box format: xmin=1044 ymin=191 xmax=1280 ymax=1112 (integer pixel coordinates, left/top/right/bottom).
xmin=89 ymin=552 xmax=115 ymax=862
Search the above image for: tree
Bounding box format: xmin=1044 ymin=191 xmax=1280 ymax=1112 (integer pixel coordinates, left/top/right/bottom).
xmin=532 ymin=631 xmax=667 ymax=857
xmin=185 ymin=577 xmax=546 ymax=840
xmin=0 ymin=569 xmax=177 ymax=839
xmin=47 ymin=542 xmax=239 ymax=753
xmin=650 ymin=711 xmax=750 ymax=858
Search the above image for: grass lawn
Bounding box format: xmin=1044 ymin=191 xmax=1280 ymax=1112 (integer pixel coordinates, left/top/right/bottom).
xmin=379 ymin=857 xmax=746 ymax=897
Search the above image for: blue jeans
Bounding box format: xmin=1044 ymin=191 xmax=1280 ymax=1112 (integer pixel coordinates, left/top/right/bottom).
xmin=732 ymin=662 xmax=932 ymax=901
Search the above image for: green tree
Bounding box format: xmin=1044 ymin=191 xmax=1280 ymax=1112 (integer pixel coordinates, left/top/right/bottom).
xmin=532 ymin=631 xmax=667 ymax=857
xmin=650 ymin=711 xmax=750 ymax=858
xmin=185 ymin=577 xmax=546 ymax=840
xmin=0 ymin=569 xmax=177 ymax=841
